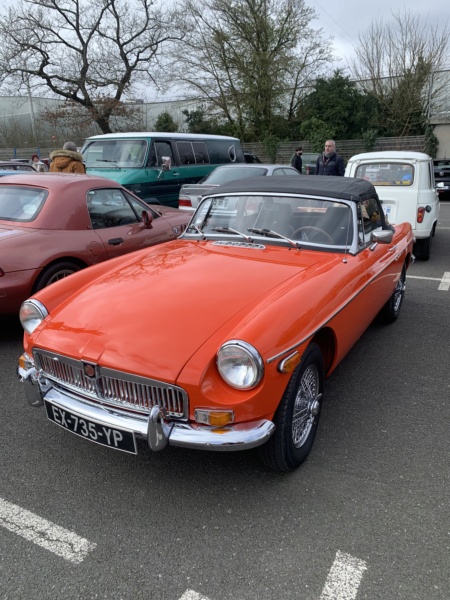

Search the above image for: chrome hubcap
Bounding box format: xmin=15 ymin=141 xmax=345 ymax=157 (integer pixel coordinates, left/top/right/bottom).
xmin=393 ymin=274 xmax=405 ymax=312
xmin=292 ymin=364 xmax=321 ymax=448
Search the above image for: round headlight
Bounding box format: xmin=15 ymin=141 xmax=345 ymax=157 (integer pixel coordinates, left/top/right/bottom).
xmin=217 ymin=340 xmax=264 ymax=390
xmin=19 ymin=300 xmax=49 ymax=334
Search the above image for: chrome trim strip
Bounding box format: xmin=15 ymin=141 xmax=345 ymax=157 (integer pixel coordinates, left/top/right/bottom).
xmin=266 ymin=273 xmax=374 ymax=363
xmin=267 ymin=243 xmax=408 ymax=364
xmin=38 ymin=389 xmax=274 ymax=452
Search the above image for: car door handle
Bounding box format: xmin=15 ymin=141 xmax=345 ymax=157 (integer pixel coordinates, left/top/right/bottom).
xmin=388 ymin=245 xmax=397 ymax=253
xmin=108 ymin=238 xmax=124 ymax=246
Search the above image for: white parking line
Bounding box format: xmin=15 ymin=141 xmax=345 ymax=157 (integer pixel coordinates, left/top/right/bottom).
xmin=180 ymin=551 xmax=366 ymax=600
xmin=0 ymin=497 xmax=96 ymax=564
xmin=438 ymin=272 xmax=450 ymax=291
xmin=319 ymin=551 xmax=367 ymax=600
xmin=179 ymin=592 xmax=211 ymax=600
xmin=407 ymin=272 xmax=450 ymax=290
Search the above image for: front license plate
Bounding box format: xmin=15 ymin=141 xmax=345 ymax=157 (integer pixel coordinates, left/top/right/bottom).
xmin=44 ymin=400 xmax=137 ymax=454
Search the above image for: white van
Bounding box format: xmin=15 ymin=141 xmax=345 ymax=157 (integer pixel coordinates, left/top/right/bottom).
xmin=345 ymin=151 xmax=440 ymax=260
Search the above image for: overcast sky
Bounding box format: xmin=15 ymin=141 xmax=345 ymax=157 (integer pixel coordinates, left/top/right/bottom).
xmin=309 ymin=0 xmax=447 ymax=72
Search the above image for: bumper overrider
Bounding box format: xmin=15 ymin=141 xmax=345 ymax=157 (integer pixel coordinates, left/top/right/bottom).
xmin=17 ymin=361 xmax=275 ymax=454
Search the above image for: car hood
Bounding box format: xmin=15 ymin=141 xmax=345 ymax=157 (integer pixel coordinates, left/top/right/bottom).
xmin=33 ymin=241 xmax=328 ymax=381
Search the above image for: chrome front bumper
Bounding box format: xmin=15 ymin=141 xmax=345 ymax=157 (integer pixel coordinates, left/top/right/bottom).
xmin=17 ymin=365 xmax=275 ymax=452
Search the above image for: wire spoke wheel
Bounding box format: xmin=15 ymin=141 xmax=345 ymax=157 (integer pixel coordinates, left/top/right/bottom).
xmin=259 ymin=343 xmax=324 ymax=472
xmin=292 ymin=364 xmax=321 ymax=448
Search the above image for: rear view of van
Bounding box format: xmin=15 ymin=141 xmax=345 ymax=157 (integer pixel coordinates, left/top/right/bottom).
xmin=81 ymin=132 xmax=245 ymax=208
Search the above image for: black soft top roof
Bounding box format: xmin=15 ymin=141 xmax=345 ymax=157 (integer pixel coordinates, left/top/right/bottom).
xmin=207 ymin=174 xmax=379 ymax=203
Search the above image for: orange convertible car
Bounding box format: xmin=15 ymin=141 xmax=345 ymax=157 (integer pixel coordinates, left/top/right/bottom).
xmin=0 ymin=173 xmax=189 ymax=314
xmin=17 ymin=177 xmax=414 ymax=472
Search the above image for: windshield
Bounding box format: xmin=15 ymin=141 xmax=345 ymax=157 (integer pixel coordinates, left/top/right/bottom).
xmin=205 ymin=166 xmax=268 ymax=185
xmin=355 ymin=162 xmax=414 ymax=186
xmin=83 ymin=140 xmax=148 ymax=168
xmin=188 ymin=194 xmax=354 ymax=248
xmin=0 ymin=186 xmax=48 ymax=221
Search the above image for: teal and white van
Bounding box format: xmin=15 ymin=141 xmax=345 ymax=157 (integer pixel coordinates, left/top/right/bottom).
xmin=81 ymin=132 xmax=245 ymax=208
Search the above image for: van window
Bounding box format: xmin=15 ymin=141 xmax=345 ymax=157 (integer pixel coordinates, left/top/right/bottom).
xmin=148 ymin=141 xmax=175 ymax=167
xmin=206 ymin=140 xmax=240 ymax=164
xmin=176 ymin=141 xmax=210 ymax=165
xmin=193 ymin=142 xmax=209 ymax=164
xmin=355 ymin=163 xmax=414 ymax=186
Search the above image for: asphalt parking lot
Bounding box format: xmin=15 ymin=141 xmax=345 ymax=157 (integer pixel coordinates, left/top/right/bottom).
xmin=1 ymin=202 xmax=449 ymax=600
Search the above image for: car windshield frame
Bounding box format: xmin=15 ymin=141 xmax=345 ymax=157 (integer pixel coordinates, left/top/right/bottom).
xmin=0 ymin=185 xmax=48 ymax=222
xmin=184 ymin=192 xmax=358 ymax=253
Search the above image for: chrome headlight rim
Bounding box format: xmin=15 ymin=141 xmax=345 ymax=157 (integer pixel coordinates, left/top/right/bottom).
xmin=19 ymin=299 xmax=49 ymax=334
xmin=216 ymin=339 xmax=264 ymax=390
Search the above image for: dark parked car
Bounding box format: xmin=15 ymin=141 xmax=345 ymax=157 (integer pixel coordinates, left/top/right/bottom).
xmin=433 ymin=159 xmax=450 ymax=198
xmin=243 ymin=152 xmax=262 ymax=163
xmin=301 ymin=152 xmax=318 ymax=175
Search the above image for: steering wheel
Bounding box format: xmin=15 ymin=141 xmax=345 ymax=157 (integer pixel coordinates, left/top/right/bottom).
xmin=292 ymin=226 xmax=334 ymax=244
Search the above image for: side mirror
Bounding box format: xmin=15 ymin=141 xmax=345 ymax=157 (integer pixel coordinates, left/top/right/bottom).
xmin=142 ymin=210 xmax=153 ymax=229
xmin=371 ymin=230 xmax=393 ymax=244
xmin=161 ymin=156 xmax=171 ymax=171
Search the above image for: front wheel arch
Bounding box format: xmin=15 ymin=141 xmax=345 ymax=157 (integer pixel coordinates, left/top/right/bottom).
xmin=32 ymin=258 xmax=87 ymax=293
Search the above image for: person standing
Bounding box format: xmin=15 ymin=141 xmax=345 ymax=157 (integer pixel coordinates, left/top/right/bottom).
xmin=315 ymin=140 xmax=345 ymax=176
xmin=49 ymin=141 xmax=86 ymax=173
xmin=291 ymin=147 xmax=303 ymax=173
xmin=31 ymin=154 xmax=47 ymax=172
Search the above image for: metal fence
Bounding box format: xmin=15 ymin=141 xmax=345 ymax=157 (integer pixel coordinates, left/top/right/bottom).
xmin=1 ymin=135 xmax=427 ymax=164
xmin=243 ymin=136 xmax=427 ymax=164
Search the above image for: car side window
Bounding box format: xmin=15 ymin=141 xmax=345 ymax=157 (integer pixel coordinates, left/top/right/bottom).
xmin=87 ymin=189 xmax=140 ymax=229
xmin=123 ymin=191 xmax=160 ymax=220
xmin=358 ymin=198 xmax=384 ymax=246
xmin=148 ymin=142 xmax=175 ymax=167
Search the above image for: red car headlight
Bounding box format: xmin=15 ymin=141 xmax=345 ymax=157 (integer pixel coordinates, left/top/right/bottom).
xmin=216 ymin=340 xmax=264 ymax=390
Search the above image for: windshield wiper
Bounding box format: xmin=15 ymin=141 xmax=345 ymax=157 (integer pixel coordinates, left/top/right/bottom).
xmin=95 ymin=159 xmax=118 ymax=166
xmin=186 ymin=224 xmax=207 ymax=239
xmin=247 ymin=228 xmax=301 ymax=249
xmin=211 ymin=227 xmax=254 ymax=242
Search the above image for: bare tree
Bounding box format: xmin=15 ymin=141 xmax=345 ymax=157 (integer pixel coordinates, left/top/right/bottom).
xmin=170 ymin=0 xmax=331 ymax=140
xmin=0 ymin=0 xmax=183 ymax=134
xmin=350 ymin=11 xmax=450 ymax=136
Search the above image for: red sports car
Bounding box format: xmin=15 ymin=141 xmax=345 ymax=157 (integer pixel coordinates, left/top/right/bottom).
xmin=0 ymin=173 xmax=190 ymax=314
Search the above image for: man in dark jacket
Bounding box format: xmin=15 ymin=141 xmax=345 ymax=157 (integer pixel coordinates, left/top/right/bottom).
xmin=291 ymin=147 xmax=303 ymax=173
xmin=315 ymin=140 xmax=345 ymax=176
xmin=49 ymin=141 xmax=86 ymax=173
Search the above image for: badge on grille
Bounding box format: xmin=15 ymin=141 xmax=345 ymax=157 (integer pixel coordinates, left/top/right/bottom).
xmin=83 ymin=363 xmax=96 ymax=378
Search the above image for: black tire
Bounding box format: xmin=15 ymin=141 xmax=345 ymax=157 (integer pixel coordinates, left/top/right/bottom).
xmin=379 ymin=265 xmax=406 ymax=324
xmin=415 ymin=235 xmax=432 ymax=261
xmin=259 ymin=343 xmax=324 ymax=472
xmin=33 ymin=261 xmax=81 ymax=292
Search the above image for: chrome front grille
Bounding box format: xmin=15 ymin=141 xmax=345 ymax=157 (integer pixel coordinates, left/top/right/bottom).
xmin=34 ymin=349 xmax=188 ymax=419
